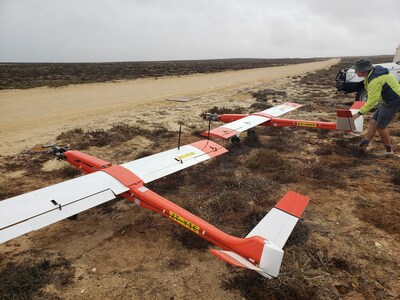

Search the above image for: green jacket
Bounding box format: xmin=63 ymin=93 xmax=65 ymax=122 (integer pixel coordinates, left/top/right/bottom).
xmin=359 ymin=66 xmax=400 ymax=115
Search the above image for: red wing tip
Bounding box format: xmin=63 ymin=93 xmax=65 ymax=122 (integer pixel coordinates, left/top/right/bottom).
xmin=350 ymin=101 xmax=366 ymax=110
xmin=190 ymin=139 xmax=229 ymax=157
xmin=275 ymin=191 xmax=310 ymax=218
xmin=285 ymin=102 xmax=303 ymax=108
xmin=200 ymin=131 xmax=223 ymax=138
xmin=201 ymin=128 xmax=239 ymax=139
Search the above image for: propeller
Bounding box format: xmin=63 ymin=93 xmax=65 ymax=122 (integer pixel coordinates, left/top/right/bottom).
xmin=31 ymin=143 xmax=70 ymax=159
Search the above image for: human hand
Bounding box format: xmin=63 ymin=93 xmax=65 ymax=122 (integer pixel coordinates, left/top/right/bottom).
xmin=352 ymin=113 xmax=360 ymax=120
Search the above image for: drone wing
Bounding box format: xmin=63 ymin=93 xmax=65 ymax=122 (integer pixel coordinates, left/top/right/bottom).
xmin=201 ymin=102 xmax=302 ymax=139
xmin=0 ymin=140 xmax=227 ymax=243
xmin=0 ymin=171 xmax=127 ymax=243
xmin=122 ymin=140 xmax=227 ymax=183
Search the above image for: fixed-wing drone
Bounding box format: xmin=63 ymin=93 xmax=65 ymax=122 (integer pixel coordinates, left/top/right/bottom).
xmin=201 ymin=101 xmax=365 ymax=141
xmin=0 ymin=139 xmax=309 ymax=278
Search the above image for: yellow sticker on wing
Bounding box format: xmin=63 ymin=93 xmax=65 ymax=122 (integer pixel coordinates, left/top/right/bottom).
xmin=169 ymin=211 xmax=200 ymax=234
xmin=175 ymin=151 xmax=196 ymax=161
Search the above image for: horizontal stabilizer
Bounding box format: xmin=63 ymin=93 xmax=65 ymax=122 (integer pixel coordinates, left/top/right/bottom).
xmin=210 ymin=244 xmax=284 ymax=278
xmin=209 ymin=250 xmax=264 ymax=272
xmin=0 ymin=171 xmax=128 ymax=243
xmin=122 ymin=140 xmax=227 ymax=183
xmin=201 ymin=102 xmax=302 ymax=138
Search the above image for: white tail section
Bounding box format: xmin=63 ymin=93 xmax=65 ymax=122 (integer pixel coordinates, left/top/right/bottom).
xmin=352 ymin=114 xmax=364 ymax=132
xmin=350 ymin=101 xmax=365 ymax=133
xmin=249 ymin=191 xmax=308 ymax=277
xmin=259 ymin=241 xmax=284 ymax=277
xmin=336 ymin=101 xmax=365 ymax=133
xmin=210 ymin=191 xmax=309 ymax=278
xmin=246 ymin=191 xmax=309 ymax=247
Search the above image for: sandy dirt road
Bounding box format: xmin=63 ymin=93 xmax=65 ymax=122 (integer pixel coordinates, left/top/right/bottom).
xmin=0 ymin=59 xmax=337 ymax=154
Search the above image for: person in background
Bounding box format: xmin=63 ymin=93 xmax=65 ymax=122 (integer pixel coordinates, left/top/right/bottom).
xmin=352 ymin=58 xmax=400 ymax=156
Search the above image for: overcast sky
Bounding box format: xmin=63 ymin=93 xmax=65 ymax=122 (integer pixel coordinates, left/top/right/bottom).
xmin=0 ymin=0 xmax=399 ymax=62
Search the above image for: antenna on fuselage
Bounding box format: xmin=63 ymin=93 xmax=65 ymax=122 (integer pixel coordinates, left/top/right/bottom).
xmin=205 ymin=113 xmax=218 ymax=140
xmin=178 ymin=124 xmax=182 ymax=150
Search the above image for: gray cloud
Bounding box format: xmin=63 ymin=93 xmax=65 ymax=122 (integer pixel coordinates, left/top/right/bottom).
xmin=0 ymin=0 xmax=399 ymax=62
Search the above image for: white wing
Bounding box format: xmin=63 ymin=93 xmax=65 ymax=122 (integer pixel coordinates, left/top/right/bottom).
xmin=122 ymin=140 xmax=227 ymax=183
xmin=0 ymin=171 xmax=127 ymax=243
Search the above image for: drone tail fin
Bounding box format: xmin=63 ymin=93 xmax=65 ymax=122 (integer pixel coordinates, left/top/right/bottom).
xmin=350 ymin=101 xmax=365 ymax=133
xmin=336 ymin=102 xmax=365 ymax=133
xmin=210 ymin=191 xmax=309 ymax=277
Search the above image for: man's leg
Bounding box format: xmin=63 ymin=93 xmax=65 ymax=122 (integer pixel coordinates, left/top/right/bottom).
xmin=359 ymin=119 xmax=377 ymax=152
xmin=365 ymin=119 xmax=377 ymax=141
xmin=376 ymin=127 xmax=391 ymax=145
xmin=376 ymin=127 xmax=393 ymax=153
xmin=374 ymin=102 xmax=400 ymax=154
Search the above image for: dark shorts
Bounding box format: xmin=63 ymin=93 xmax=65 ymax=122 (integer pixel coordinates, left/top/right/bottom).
xmin=372 ymin=100 xmax=400 ymax=128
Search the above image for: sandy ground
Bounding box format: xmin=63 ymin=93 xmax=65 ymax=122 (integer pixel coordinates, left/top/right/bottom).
xmin=0 ymin=59 xmax=337 ymax=155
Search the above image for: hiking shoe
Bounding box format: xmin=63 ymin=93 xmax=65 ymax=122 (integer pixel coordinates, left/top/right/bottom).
xmin=373 ymin=150 xmax=396 ymax=157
